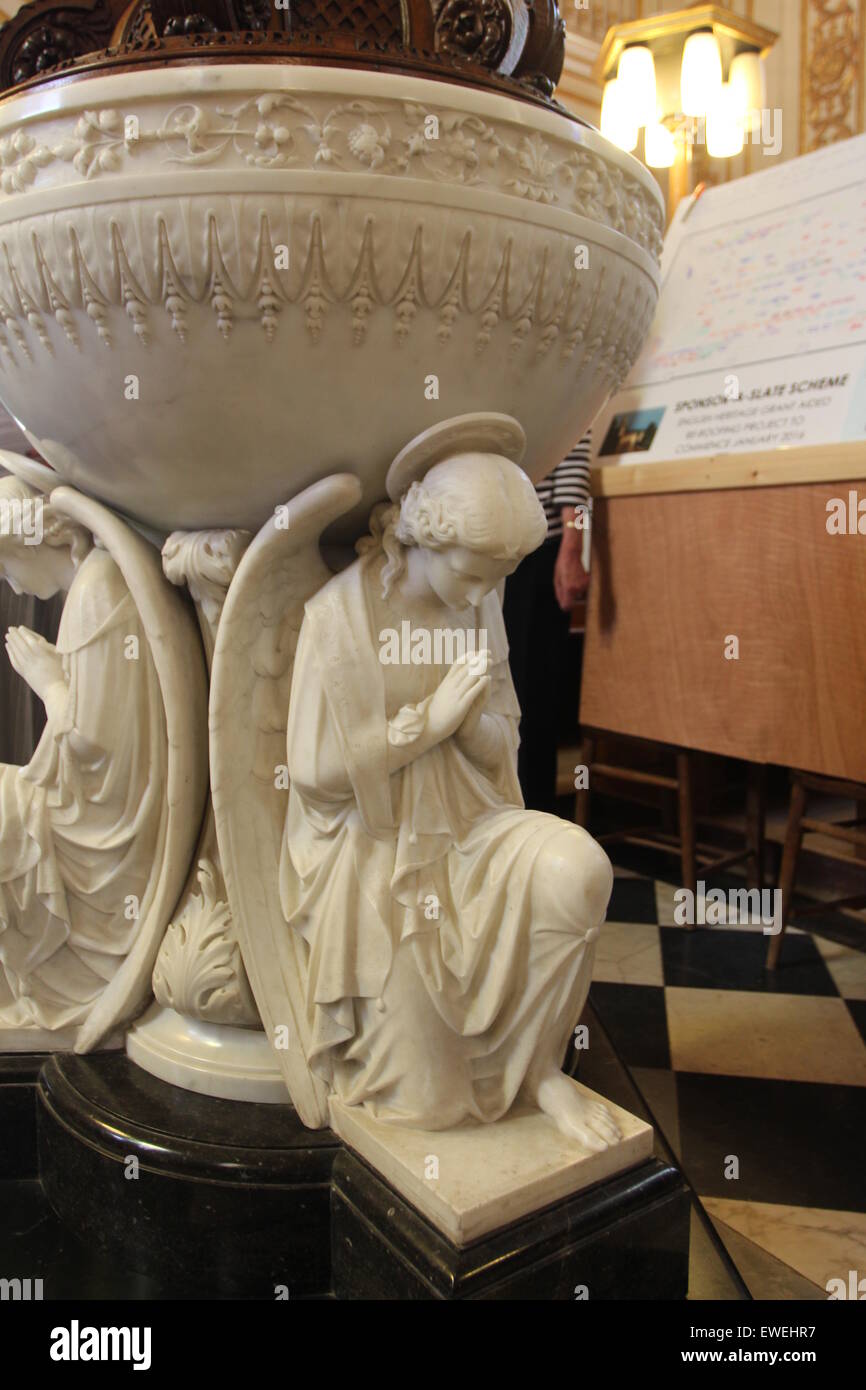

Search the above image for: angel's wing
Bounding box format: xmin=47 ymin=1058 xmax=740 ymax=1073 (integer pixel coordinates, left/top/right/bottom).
xmin=210 ymin=474 xmax=362 ymax=1128
xmin=53 ymin=486 xmax=210 ymax=1053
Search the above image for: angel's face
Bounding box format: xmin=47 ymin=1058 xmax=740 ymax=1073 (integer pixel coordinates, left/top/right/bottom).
xmin=0 ymin=542 xmax=71 ymax=600
xmin=423 ymin=545 xmax=517 ymax=611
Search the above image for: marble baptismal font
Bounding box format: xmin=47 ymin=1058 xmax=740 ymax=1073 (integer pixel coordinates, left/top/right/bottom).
xmin=0 ymin=0 xmax=681 ymax=1295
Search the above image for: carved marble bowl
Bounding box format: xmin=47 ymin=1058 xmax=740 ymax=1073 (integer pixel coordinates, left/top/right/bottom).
xmin=0 ymin=63 xmax=663 ymax=537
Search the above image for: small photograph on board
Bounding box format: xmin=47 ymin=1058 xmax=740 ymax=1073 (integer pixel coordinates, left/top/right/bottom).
xmin=598 ymin=407 xmax=666 ymax=458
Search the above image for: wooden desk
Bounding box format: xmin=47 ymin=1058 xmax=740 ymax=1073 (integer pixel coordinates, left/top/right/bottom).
xmin=580 ymin=443 xmax=866 ymax=782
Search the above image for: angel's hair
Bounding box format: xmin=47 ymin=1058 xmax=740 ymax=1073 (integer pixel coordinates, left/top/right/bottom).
xmin=356 ymin=453 xmax=547 ymax=599
xmin=0 ymin=475 xmax=91 ymax=565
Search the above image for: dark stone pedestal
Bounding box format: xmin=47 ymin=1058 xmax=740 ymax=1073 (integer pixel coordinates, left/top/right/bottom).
xmin=37 ymin=1052 xmax=342 ymax=1298
xmin=0 ymin=1054 xmax=47 ymax=1179
xmin=29 ymin=1052 xmax=693 ymax=1299
xmin=331 ymin=1149 xmax=691 ymax=1300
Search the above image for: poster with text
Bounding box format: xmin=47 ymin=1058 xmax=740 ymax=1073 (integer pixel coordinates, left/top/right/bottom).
xmin=592 ymin=134 xmax=866 ymax=466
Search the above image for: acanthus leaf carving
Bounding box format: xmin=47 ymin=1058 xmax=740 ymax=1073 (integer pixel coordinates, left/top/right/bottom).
xmin=152 ymin=858 xmax=259 ymax=1027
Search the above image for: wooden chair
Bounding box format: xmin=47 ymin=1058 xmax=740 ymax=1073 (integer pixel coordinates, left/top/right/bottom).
xmin=767 ymin=770 xmax=866 ymax=968
xmin=574 ymin=729 xmax=766 ymax=926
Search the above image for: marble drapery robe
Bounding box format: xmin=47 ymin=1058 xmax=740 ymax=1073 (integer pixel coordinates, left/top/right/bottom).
xmin=280 ymin=547 xmax=604 ymax=1128
xmin=0 ymin=548 xmax=168 ymax=1030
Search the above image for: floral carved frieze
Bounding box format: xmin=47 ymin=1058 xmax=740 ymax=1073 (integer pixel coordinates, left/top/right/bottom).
xmin=0 ymin=91 xmax=663 ymax=259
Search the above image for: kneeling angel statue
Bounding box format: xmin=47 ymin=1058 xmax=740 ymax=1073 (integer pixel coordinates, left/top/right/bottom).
xmin=212 ymin=414 xmax=618 ymax=1150
xmin=0 ymin=462 xmax=207 ymax=1050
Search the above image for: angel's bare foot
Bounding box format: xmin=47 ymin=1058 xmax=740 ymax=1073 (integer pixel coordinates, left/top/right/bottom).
xmin=530 ymin=1071 xmax=622 ymax=1151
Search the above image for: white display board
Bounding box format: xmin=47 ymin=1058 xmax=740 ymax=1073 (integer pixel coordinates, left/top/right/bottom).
xmin=592 ymin=135 xmax=866 ymax=465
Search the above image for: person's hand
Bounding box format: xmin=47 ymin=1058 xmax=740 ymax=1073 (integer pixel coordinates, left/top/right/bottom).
xmin=553 ymin=541 xmax=589 ymax=612
xmin=427 ymin=650 xmax=491 ymax=745
xmin=5 ymin=627 xmax=66 ymax=704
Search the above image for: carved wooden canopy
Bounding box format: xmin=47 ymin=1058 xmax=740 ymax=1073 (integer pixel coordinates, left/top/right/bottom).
xmin=0 ymin=0 xmax=567 ymax=107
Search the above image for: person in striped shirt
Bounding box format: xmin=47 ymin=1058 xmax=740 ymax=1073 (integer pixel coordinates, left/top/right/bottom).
xmin=503 ymin=431 xmax=591 ymax=812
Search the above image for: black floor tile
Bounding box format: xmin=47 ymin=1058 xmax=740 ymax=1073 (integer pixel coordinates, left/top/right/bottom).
xmin=846 ymin=998 xmax=866 ymax=1047
xmin=674 ymin=1072 xmax=866 ymax=1213
xmin=589 ymin=982 xmax=670 ymax=1070
xmin=798 ymin=911 xmax=866 ymax=955
xmin=659 ymin=925 xmax=838 ymax=996
xmin=607 ymin=875 xmax=659 ymax=924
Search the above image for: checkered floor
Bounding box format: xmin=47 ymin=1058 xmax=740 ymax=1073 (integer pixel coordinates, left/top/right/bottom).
xmin=589 ymin=862 xmax=866 ymax=1300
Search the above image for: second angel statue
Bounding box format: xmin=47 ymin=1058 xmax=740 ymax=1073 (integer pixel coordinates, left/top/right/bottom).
xmin=214 ymin=412 xmax=620 ymax=1152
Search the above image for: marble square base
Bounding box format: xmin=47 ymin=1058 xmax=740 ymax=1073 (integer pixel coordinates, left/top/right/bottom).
xmin=329 ymin=1080 xmax=654 ymax=1246
xmin=331 ymin=1148 xmax=691 ymax=1300
xmin=0 ymin=1026 xmax=81 ymax=1052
